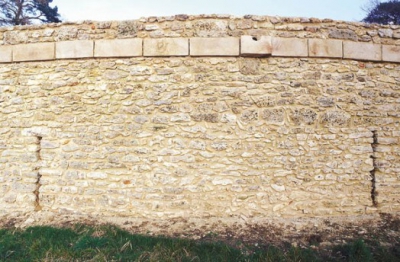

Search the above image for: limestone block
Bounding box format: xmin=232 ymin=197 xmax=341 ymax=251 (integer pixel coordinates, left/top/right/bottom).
xmin=95 ymin=39 xmax=142 ymax=57
xmin=309 ymin=39 xmax=342 ymax=58
xmin=190 ymin=37 xmax=239 ymax=56
xmin=56 ymin=40 xmax=94 ymax=59
xmin=143 ymin=38 xmax=188 ymax=56
xmin=240 ymin=36 xmax=272 ymax=56
xmin=0 ymin=46 xmax=12 ymax=62
xmin=343 ymin=41 xmax=381 ymax=61
xmin=382 ymin=45 xmax=400 ymax=63
xmin=13 ymin=43 xmax=54 ymax=62
xmin=272 ymin=37 xmax=308 ymax=57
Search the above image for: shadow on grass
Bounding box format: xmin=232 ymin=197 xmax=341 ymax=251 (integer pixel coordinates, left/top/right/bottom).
xmin=0 ymin=224 xmax=399 ymax=261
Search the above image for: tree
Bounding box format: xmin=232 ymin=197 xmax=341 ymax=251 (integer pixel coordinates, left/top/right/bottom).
xmin=0 ymin=0 xmax=61 ymax=26
xmin=362 ymin=0 xmax=400 ymax=25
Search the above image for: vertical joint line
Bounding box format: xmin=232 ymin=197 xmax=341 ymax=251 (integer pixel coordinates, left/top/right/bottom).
xmin=34 ymin=136 xmax=42 ymax=211
xmin=370 ymin=130 xmax=378 ymax=207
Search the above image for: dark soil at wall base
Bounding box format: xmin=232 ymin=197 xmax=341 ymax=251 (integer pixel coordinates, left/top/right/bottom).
xmin=0 ymin=213 xmax=399 ymax=250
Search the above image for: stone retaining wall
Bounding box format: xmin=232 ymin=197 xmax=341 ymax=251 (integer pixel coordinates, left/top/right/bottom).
xmin=0 ymin=16 xmax=399 ymax=224
xmin=0 ymin=36 xmax=399 ymax=63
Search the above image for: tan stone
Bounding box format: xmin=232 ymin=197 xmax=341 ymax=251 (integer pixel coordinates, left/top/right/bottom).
xmin=13 ymin=43 xmax=54 ymax=62
xmin=1 ymin=16 xmax=400 ymax=224
xmin=95 ymin=39 xmax=142 ymax=57
xmin=272 ymin=37 xmax=308 ymax=57
xmin=343 ymin=41 xmax=381 ymax=61
xmin=190 ymin=38 xmax=239 ymax=56
xmin=143 ymin=38 xmax=188 ymax=56
xmin=240 ymin=36 xmax=272 ymax=56
xmin=309 ymin=39 xmax=342 ymax=58
xmin=56 ymin=40 xmax=94 ymax=59
xmin=0 ymin=46 xmax=12 ymax=62
xmin=382 ymin=45 xmax=400 ymax=63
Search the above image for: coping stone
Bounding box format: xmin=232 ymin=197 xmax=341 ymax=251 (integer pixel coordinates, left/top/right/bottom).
xmin=343 ymin=41 xmax=381 ymax=61
xmin=382 ymin=45 xmax=400 ymax=63
xmin=241 ymin=36 xmax=272 ymax=56
xmin=143 ymin=38 xmax=188 ymax=56
xmin=309 ymin=39 xmax=343 ymax=58
xmin=190 ymin=38 xmax=239 ymax=56
xmin=0 ymin=46 xmax=12 ymax=62
xmin=13 ymin=43 xmax=54 ymax=62
xmin=95 ymin=39 xmax=142 ymax=57
xmin=56 ymin=40 xmax=94 ymax=59
xmin=272 ymin=37 xmax=308 ymax=57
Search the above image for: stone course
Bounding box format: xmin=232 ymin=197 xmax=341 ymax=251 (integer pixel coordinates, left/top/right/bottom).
xmin=382 ymin=45 xmax=400 ymax=63
xmin=0 ymin=45 xmax=12 ymax=62
xmin=343 ymin=42 xmax=382 ymax=61
xmin=308 ymin=39 xmax=342 ymax=58
xmin=56 ymin=40 xmax=93 ymax=59
xmin=272 ymin=37 xmax=308 ymax=57
xmin=144 ymin=38 xmax=188 ymax=56
xmin=0 ymin=16 xmax=399 ymax=223
xmin=0 ymin=36 xmax=398 ymax=63
xmin=240 ymin=36 xmax=272 ymax=56
xmin=190 ymin=37 xmax=239 ymax=56
xmin=95 ymin=39 xmax=142 ymax=57
xmin=13 ymin=43 xmax=54 ymax=61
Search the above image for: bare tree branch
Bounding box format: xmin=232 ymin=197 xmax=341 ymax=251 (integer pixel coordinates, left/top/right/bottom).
xmin=0 ymin=0 xmax=61 ymax=26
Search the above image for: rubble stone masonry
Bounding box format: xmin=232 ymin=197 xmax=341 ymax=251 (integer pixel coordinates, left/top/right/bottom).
xmin=0 ymin=15 xmax=399 ymax=225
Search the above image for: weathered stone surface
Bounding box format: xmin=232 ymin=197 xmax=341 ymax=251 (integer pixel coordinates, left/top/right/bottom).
xmin=261 ymin=108 xmax=285 ymax=124
xmin=13 ymin=43 xmax=54 ymax=62
xmin=95 ymin=39 xmax=142 ymax=57
xmin=309 ymin=39 xmax=342 ymax=58
xmin=382 ymin=45 xmax=400 ymax=63
xmin=378 ymin=29 xmax=393 ymax=38
xmin=272 ymin=37 xmax=308 ymax=57
xmin=343 ymin=42 xmax=381 ymax=61
xmin=239 ymin=59 xmax=260 ymax=75
xmin=144 ymin=38 xmax=188 ymax=56
xmin=329 ymin=29 xmax=358 ymax=41
xmin=321 ymin=110 xmax=351 ymax=126
xmin=0 ymin=16 xmax=399 ymax=226
xmin=190 ymin=37 xmax=239 ymax=56
xmin=56 ymin=40 xmax=94 ymax=59
xmin=240 ymin=35 xmax=272 ymax=56
xmin=0 ymin=46 xmax=12 ymax=62
xmin=290 ymin=108 xmax=318 ymax=125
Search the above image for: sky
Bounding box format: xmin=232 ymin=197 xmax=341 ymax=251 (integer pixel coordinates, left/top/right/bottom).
xmin=54 ymin=0 xmax=369 ymax=23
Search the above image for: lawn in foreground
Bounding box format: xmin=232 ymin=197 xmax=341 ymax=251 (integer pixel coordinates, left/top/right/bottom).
xmin=0 ymin=224 xmax=399 ymax=261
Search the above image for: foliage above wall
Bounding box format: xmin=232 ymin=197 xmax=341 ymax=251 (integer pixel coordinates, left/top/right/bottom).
xmin=0 ymin=0 xmax=61 ymax=26
xmin=362 ymin=0 xmax=400 ymax=25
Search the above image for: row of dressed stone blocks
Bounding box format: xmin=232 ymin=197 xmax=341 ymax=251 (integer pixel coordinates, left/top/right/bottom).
xmin=0 ymin=36 xmax=399 ymax=63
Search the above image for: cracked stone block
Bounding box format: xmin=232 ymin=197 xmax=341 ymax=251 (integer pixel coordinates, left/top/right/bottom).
xmin=382 ymin=45 xmax=400 ymax=63
xmin=343 ymin=42 xmax=381 ymax=61
xmin=144 ymin=38 xmax=188 ymax=56
xmin=272 ymin=37 xmax=308 ymax=57
xmin=0 ymin=46 xmax=12 ymax=62
xmin=95 ymin=39 xmax=142 ymax=57
xmin=13 ymin=43 xmax=54 ymax=62
xmin=240 ymin=35 xmax=272 ymax=56
xmin=56 ymin=40 xmax=94 ymax=59
xmin=309 ymin=39 xmax=342 ymax=58
xmin=190 ymin=37 xmax=239 ymax=56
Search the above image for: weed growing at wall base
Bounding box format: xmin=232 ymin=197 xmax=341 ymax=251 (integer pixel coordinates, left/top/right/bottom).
xmin=0 ymin=224 xmax=399 ymax=261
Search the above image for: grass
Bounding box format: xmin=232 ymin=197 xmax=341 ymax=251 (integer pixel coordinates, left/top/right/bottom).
xmin=0 ymin=224 xmax=398 ymax=261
